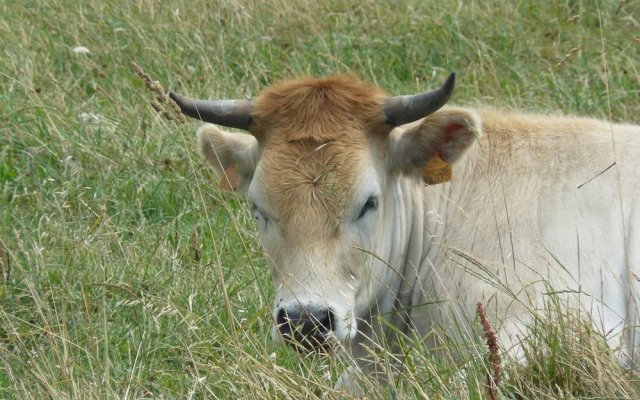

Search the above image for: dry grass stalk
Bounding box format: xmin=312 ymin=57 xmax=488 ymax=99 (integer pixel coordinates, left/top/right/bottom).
xmin=555 ymin=48 xmax=581 ymax=68
xmin=0 ymin=239 xmax=9 ymax=282
xmin=477 ymin=302 xmax=501 ymax=400
xmin=615 ymin=0 xmax=629 ymax=15
xmin=132 ymin=61 xmax=185 ymax=123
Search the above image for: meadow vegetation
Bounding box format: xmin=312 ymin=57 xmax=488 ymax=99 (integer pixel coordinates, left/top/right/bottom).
xmin=1 ymin=0 xmax=639 ymax=398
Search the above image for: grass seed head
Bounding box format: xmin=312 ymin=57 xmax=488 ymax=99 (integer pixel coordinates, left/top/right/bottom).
xmin=132 ymin=61 xmax=185 ymax=123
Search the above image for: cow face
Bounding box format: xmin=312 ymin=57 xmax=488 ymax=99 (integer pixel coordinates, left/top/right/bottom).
xmin=249 ymin=134 xmax=386 ymax=350
xmin=174 ymin=75 xmax=478 ymax=351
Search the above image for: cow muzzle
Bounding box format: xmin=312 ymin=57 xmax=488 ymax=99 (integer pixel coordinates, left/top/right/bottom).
xmin=275 ymin=305 xmax=338 ymax=352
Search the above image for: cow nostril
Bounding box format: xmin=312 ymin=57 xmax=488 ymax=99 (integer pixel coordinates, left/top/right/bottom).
xmin=276 ymin=307 xmax=288 ymax=329
xmin=276 ymin=306 xmax=336 ymax=349
xmin=317 ymin=308 xmax=334 ymax=333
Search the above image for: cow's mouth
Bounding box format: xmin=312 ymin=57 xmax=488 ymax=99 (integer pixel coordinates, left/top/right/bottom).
xmin=280 ymin=330 xmax=336 ymax=353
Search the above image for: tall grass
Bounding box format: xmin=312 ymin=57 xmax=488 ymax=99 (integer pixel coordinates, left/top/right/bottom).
xmin=1 ymin=0 xmax=638 ymax=398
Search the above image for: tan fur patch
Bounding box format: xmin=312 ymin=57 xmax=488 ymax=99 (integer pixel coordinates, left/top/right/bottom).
xmin=218 ymin=164 xmax=240 ymax=192
xmin=248 ymin=76 xmax=392 ymax=235
xmin=251 ymin=75 xmax=390 ymax=142
xmin=259 ymin=136 xmax=371 ymax=236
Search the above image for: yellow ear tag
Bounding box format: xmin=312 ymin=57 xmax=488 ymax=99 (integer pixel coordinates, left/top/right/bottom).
xmin=218 ymin=164 xmax=240 ymax=192
xmin=421 ymin=153 xmax=452 ymax=185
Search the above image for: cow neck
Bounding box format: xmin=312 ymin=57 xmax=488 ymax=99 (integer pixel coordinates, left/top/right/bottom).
xmin=378 ymin=175 xmax=428 ymax=328
xmin=419 ymin=142 xmax=482 ymax=271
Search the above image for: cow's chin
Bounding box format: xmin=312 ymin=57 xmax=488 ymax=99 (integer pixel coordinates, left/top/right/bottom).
xmin=271 ymin=314 xmax=358 ymax=353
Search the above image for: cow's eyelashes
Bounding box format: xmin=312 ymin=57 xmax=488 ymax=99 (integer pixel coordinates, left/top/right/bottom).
xmin=251 ymin=203 xmax=269 ymax=225
xmin=357 ymin=196 xmax=378 ymax=220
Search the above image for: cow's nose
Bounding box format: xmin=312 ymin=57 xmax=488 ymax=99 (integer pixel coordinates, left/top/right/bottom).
xmin=276 ymin=305 xmax=335 ymax=350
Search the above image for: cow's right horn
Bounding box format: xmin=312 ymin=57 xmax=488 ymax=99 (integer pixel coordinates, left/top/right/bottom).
xmin=169 ymin=92 xmax=253 ymax=131
xmin=383 ymin=72 xmax=456 ymax=127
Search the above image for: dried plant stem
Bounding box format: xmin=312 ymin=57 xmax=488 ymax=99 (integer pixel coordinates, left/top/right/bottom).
xmin=555 ymin=48 xmax=581 ymax=68
xmin=0 ymin=239 xmax=9 ymax=282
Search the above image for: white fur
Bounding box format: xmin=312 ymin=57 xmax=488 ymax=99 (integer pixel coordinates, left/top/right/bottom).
xmin=199 ymin=108 xmax=640 ymax=393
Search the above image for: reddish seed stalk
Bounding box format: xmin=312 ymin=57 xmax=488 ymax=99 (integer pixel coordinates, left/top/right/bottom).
xmin=477 ymin=302 xmax=501 ymax=400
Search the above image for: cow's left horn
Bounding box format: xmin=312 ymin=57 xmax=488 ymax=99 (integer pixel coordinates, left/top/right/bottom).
xmin=169 ymin=92 xmax=253 ymax=130
xmin=383 ymin=72 xmax=456 ymax=127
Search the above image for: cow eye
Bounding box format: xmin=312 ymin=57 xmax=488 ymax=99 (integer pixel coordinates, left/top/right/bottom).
xmin=357 ymin=196 xmax=378 ymax=220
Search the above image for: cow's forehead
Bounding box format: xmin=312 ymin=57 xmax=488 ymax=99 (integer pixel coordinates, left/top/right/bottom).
xmin=258 ymin=135 xmax=374 ymax=233
xmin=247 ymin=75 xmax=391 ymax=233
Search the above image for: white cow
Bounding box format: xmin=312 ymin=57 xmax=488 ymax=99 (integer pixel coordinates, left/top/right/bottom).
xmin=170 ymin=73 xmax=639 ymax=391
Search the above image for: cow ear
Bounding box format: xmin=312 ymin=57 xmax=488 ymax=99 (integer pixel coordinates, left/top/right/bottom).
xmin=387 ymin=108 xmax=481 ymax=184
xmin=197 ymin=124 xmax=259 ymax=193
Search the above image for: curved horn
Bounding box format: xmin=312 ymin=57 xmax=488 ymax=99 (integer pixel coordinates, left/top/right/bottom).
xmin=169 ymin=92 xmax=253 ymax=130
xmin=383 ymin=72 xmax=456 ymax=127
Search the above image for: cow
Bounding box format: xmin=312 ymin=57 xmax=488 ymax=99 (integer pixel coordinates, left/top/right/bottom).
xmin=169 ymin=73 xmax=640 ymax=392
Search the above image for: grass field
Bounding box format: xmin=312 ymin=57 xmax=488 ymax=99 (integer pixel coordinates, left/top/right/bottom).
xmin=1 ymin=0 xmax=639 ymax=398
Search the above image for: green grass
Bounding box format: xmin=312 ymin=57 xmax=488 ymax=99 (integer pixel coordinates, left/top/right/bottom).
xmin=1 ymin=0 xmax=639 ymax=398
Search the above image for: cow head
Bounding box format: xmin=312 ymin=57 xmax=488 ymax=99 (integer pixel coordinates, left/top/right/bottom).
xmin=171 ymin=73 xmax=478 ymax=351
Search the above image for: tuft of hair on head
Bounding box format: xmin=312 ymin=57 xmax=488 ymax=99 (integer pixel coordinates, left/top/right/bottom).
xmin=251 ymin=74 xmax=389 ymax=142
